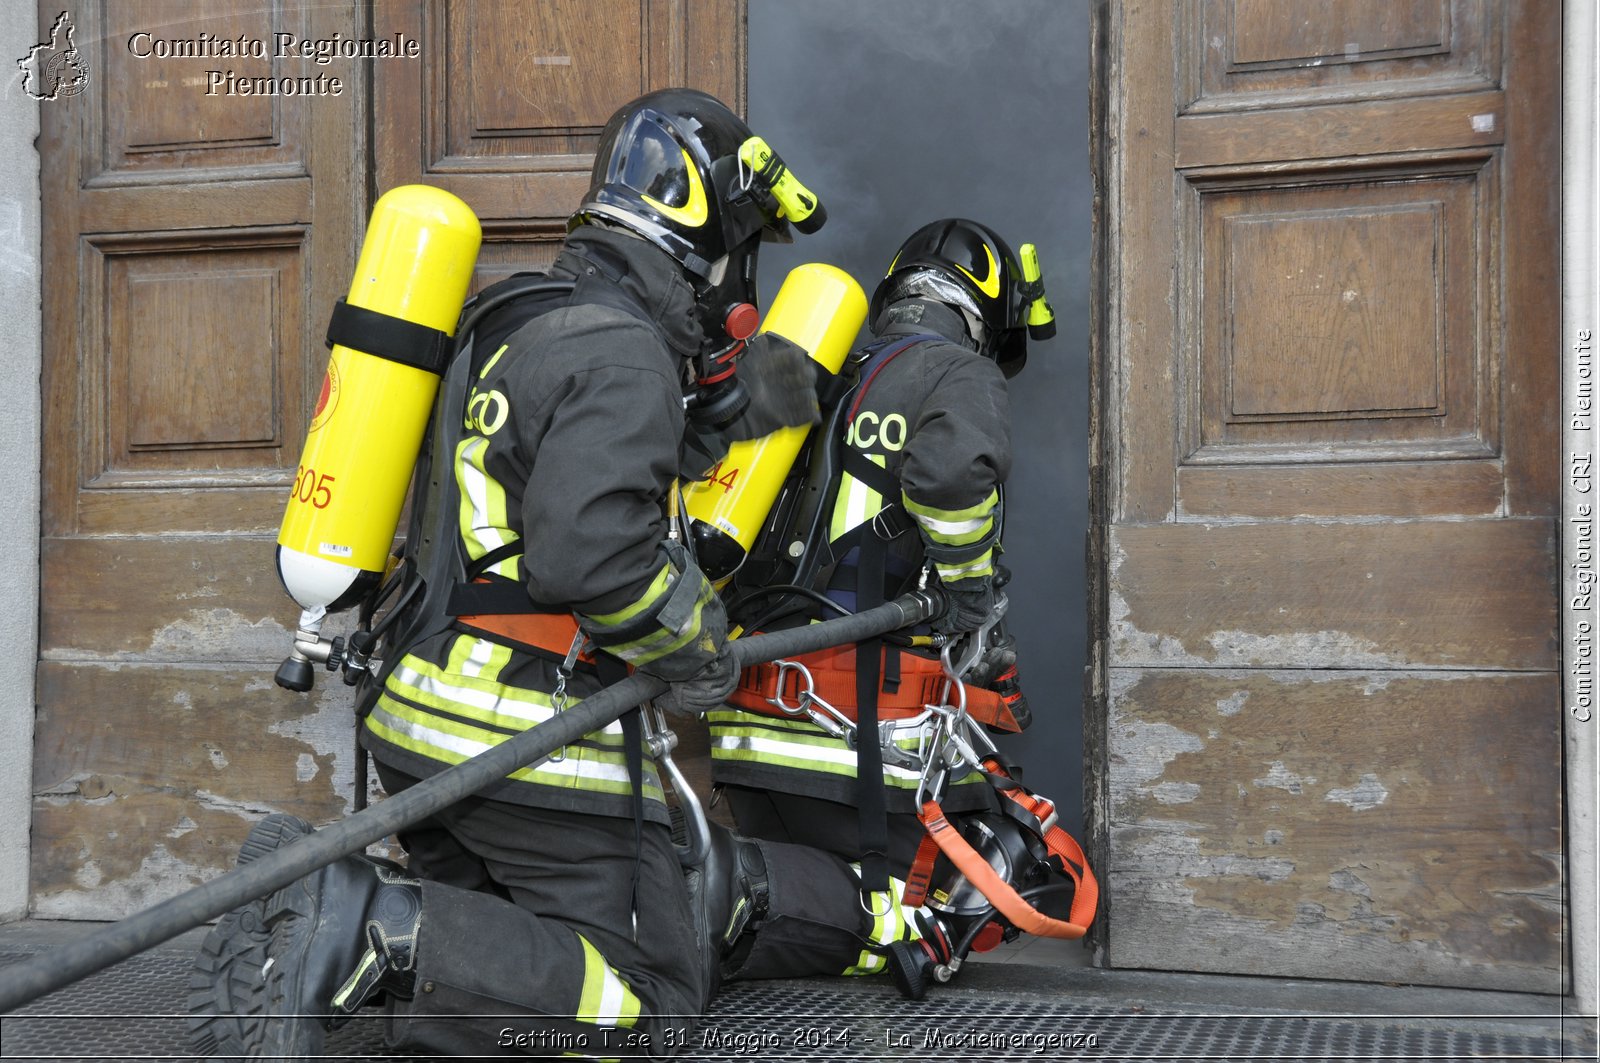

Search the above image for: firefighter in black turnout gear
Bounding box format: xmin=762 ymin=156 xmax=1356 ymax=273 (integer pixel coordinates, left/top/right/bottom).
xmin=703 ymin=219 xmax=1058 ymax=983
xmin=189 ymin=89 xmax=822 ymax=1059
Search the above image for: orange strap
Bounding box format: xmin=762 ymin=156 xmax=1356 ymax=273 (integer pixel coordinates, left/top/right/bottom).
xmin=906 ymin=762 xmax=1099 ymax=940
xmin=456 ymin=608 xmax=593 ymax=663
xmin=727 ymin=643 xmax=1021 ymax=731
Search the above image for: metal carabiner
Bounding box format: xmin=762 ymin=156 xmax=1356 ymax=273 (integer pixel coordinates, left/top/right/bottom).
xmin=859 ymin=889 xmax=894 ymax=919
xmin=939 ymin=592 xmax=1011 ymax=682
xmin=546 ymin=630 xmax=586 ymax=764
xmin=766 ymin=659 xmax=814 ymax=717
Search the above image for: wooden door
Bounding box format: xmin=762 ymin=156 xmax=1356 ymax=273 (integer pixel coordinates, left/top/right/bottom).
xmin=1092 ymin=1 xmax=1562 ymax=991
xmin=33 ymin=0 xmax=364 ymax=918
xmin=370 ymin=0 xmax=745 ymax=798
xmin=32 ymin=0 xmax=745 ymax=918
xmin=373 ymin=0 xmax=744 ymax=283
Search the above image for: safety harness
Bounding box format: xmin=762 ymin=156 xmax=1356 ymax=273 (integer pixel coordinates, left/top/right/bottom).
xmin=724 ymin=330 xmax=1098 ymax=958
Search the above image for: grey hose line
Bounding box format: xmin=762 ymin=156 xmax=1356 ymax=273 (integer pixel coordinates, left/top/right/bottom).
xmin=0 ymin=590 xmax=942 ymax=1014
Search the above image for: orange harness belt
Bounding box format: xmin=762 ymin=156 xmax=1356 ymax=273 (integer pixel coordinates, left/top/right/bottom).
xmin=726 ymin=641 xmax=1023 ymax=733
xmin=455 ymin=605 xmax=594 ymax=663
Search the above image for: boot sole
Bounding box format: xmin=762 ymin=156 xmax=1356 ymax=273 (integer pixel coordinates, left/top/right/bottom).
xmin=186 ymin=813 xmax=324 ymax=1061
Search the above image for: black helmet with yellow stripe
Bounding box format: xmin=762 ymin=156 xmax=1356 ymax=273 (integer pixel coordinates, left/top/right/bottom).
xmin=572 ymin=88 xmax=826 ymax=357
xmin=870 ymin=219 xmax=1055 ymax=378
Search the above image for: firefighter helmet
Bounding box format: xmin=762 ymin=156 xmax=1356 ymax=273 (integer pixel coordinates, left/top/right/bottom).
xmin=870 ymin=219 xmax=1053 ymax=378
xmin=572 ymin=88 xmax=794 ymax=282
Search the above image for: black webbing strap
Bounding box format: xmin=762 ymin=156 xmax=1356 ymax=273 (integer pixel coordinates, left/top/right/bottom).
xmin=594 ymin=654 xmax=645 ymax=936
xmin=445 ymin=581 xmax=571 ymax=617
xmin=445 ymin=541 xmax=569 ymax=617
xmin=854 ymin=532 xmax=891 ymax=898
xmin=326 ymin=298 xmax=451 ymax=374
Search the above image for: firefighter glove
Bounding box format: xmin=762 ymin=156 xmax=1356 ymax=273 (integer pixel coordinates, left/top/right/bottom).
xmin=654 ymin=644 xmax=740 ymax=718
xmin=935 ymin=577 xmax=997 ymax=636
xmin=726 ymin=333 xmax=820 ymax=440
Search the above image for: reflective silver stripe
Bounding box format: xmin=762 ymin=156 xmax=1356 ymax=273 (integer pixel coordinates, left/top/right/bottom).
xmin=451 ymin=634 xmax=507 ymax=681
xmin=711 ymin=732 xmax=929 ymax=784
xmin=391 ymin=661 xmax=554 ymax=727
xmin=576 ymin=935 xmax=641 ymax=1026
xmin=832 ymin=455 xmax=885 ymax=541
xmin=911 ymin=510 xmax=991 ymax=539
xmin=391 ymin=659 xmax=629 ymax=738
xmin=935 ymin=555 xmax=994 ymax=580
xmin=369 ymin=704 xmax=644 ymax=788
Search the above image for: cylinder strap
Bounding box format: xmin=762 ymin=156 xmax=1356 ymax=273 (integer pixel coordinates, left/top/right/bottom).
xmin=904 ymin=760 xmax=1099 ymax=940
xmin=726 ymin=645 xmax=1019 ymax=731
xmin=326 ymin=298 xmax=451 ymax=374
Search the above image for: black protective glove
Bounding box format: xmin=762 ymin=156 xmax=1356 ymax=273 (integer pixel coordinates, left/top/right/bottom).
xmin=653 ymin=645 xmax=740 ymax=718
xmin=935 ymin=578 xmax=997 ymax=636
xmin=724 ymin=333 xmax=820 ymax=441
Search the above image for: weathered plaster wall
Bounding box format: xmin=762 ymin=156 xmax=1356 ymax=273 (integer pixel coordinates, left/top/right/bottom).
xmin=0 ymin=8 xmax=43 ymax=921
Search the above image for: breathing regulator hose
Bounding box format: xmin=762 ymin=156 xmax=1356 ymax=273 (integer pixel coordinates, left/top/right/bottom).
xmin=0 ymin=590 xmax=943 ymax=1015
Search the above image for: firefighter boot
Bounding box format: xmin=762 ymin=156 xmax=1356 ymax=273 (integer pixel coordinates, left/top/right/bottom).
xmin=684 ymin=820 xmax=769 ymax=997
xmin=187 ymin=813 xmax=422 ymax=1059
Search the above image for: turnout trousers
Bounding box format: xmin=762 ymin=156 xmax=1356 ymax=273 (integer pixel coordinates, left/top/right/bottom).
xmin=374 ymin=764 xmax=704 ymax=1059
xmin=719 ymin=785 xmax=935 ymax=980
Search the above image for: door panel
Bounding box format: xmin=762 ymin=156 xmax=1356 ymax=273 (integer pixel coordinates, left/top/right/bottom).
xmin=1094 ymin=0 xmax=1561 ymax=990
xmin=34 ymin=0 xmax=363 ymax=917
xmin=34 ymin=0 xmax=748 ymax=916
xmin=372 ymin=0 xmax=745 ymax=800
xmin=1107 ymin=668 xmax=1562 ymax=987
xmin=375 ymin=0 xmax=744 ymax=284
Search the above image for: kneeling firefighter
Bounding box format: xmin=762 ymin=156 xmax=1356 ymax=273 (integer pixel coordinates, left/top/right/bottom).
xmin=189 ymin=88 xmax=828 ymax=1059
xmin=701 ymin=219 xmax=1097 ymax=994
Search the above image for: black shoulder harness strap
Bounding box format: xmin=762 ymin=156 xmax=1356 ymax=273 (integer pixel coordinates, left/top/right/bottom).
xmin=840 ymin=333 xmax=938 ymax=898
xmin=438 ymin=261 xmax=665 ymax=624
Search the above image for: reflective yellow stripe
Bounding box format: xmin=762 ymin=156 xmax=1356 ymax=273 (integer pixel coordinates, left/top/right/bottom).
xmin=933 ymin=553 xmax=995 ymax=582
xmin=368 ymin=701 xmax=666 ymax=800
xmin=588 ymin=568 xmax=714 ymax=667
xmin=456 ymin=435 xmax=520 ymax=580
xmin=386 ymin=652 xmax=637 ymax=747
xmin=575 ymin=934 xmax=641 ymax=1027
xmin=903 ymin=489 xmax=998 ymax=544
xmin=446 ymin=633 xmax=510 ymax=682
xmin=587 ymin=563 xmax=673 ymax=627
xmin=829 ymin=454 xmax=886 ymax=542
xmin=706 ymin=712 xmax=985 ymax=789
xmin=842 ymin=874 xmax=925 ymax=976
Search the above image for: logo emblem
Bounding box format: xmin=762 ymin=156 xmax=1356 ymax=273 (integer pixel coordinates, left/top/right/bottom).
xmin=309 ymin=362 xmax=341 ymax=432
xmin=18 ymin=12 xmax=89 ymax=102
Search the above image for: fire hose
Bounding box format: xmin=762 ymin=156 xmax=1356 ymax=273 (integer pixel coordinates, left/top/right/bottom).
xmin=0 ymin=590 xmax=943 ymax=1015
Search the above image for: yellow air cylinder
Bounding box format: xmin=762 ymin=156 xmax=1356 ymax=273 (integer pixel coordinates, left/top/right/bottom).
xmin=685 ymin=262 xmax=867 ymax=580
xmin=276 ymin=185 xmax=481 ymax=614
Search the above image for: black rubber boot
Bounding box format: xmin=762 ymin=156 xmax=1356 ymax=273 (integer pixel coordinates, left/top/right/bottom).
xmin=187 ymin=813 xmax=422 ymax=1060
xmin=683 ymin=820 xmax=768 ymax=997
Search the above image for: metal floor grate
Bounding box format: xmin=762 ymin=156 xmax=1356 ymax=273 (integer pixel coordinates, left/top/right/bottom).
xmin=1 ymin=943 xmax=1593 ymax=1061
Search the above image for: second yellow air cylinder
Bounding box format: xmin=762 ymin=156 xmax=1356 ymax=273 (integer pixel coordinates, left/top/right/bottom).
xmin=685 ymin=262 xmax=867 ymax=580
